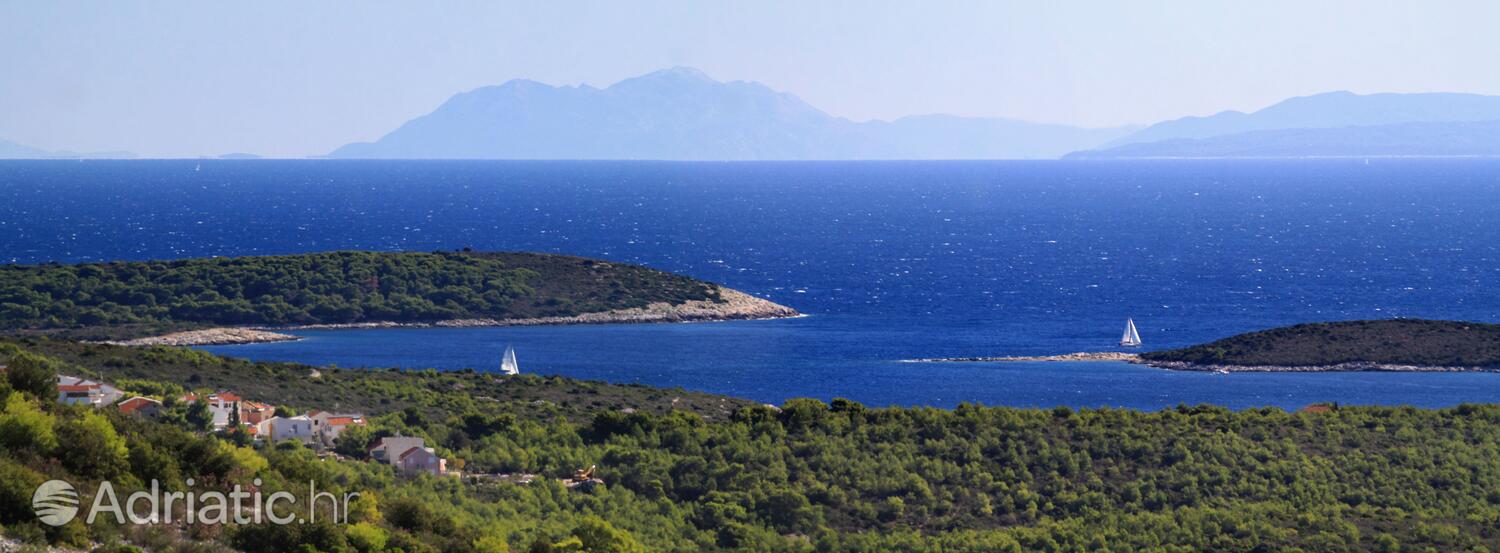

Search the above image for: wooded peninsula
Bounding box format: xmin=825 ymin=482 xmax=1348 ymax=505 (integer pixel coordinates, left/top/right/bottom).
xmin=0 ymin=251 xmax=796 ymax=341
xmin=1142 ymin=319 xmax=1500 ymax=370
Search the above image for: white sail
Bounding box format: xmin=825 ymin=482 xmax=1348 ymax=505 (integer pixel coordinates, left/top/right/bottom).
xmin=1120 ymin=318 xmax=1142 ymax=347
xmin=500 ymin=346 xmax=520 ymax=375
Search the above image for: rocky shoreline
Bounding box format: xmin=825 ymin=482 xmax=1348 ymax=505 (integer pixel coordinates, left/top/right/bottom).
xmin=901 ymin=352 xmax=1496 ymax=373
xmin=99 ymin=327 xmax=303 ymax=347
xmin=1141 ymin=360 xmax=1500 ymax=373
xmin=903 ymin=352 xmax=1141 ymax=363
xmin=281 ymin=287 xmax=799 ymax=331
xmin=110 ymin=287 xmax=800 ymax=347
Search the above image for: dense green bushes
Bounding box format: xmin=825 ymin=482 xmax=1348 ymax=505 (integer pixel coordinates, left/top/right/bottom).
xmin=7 ymin=341 xmax=1500 ymax=551
xmin=0 ymin=251 xmax=721 ymax=336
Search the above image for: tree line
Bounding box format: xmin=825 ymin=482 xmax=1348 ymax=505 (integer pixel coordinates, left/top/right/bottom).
xmin=0 ymin=251 xmax=720 ymax=336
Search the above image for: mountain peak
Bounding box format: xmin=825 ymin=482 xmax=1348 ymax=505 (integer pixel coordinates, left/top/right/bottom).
xmin=645 ymin=66 xmax=714 ymax=81
xmin=611 ymin=66 xmax=717 ymax=89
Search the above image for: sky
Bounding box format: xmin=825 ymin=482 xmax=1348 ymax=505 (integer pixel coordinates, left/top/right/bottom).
xmin=3 ymin=1 xmax=1498 ymax=158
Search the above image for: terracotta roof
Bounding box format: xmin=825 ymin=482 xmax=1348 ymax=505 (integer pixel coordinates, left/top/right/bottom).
xmin=326 ymin=416 xmax=362 ymax=426
xmin=58 ymin=384 xmax=100 ymax=392
xmin=117 ymin=397 xmax=162 ymax=413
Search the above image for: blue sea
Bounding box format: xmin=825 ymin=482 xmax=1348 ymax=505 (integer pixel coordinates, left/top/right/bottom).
xmin=5 ymin=159 xmax=1500 ymax=410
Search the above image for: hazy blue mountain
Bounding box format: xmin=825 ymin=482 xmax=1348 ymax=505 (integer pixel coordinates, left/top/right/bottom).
xmin=0 ymin=138 xmax=47 ymax=158
xmin=1066 ymin=120 xmax=1500 ymax=159
xmin=1107 ymin=91 xmax=1500 ymax=147
xmin=331 ymin=67 xmax=1132 ymax=160
xmin=0 ymin=138 xmax=135 ymax=159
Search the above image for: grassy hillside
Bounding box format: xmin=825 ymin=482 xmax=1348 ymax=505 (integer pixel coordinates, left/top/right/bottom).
xmin=1142 ymin=319 xmax=1500 ymax=367
xmin=0 ymin=251 xmax=722 ymax=339
xmin=7 ymin=340 xmax=1500 ymax=551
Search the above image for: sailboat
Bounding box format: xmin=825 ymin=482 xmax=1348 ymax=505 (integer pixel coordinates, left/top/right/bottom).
xmin=1119 ymin=318 xmax=1142 ymax=347
xmin=500 ymin=346 xmax=520 ymax=375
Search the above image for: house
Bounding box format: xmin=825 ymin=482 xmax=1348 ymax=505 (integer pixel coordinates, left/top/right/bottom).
xmin=398 ymin=446 xmax=448 ymax=476
xmin=117 ymin=397 xmax=164 ymax=417
xmin=258 ymin=415 xmax=315 ymax=444
xmin=368 ymin=436 xmax=448 ymax=476
xmin=241 ymin=401 xmax=274 ymax=425
xmin=58 ymin=383 xmax=104 ymax=406
xmin=181 ymin=391 xmax=250 ymax=429
xmin=56 ymin=376 xmax=123 ymax=407
xmin=369 ymin=436 xmax=427 ymax=464
xmin=309 ymin=410 xmax=367 ymax=447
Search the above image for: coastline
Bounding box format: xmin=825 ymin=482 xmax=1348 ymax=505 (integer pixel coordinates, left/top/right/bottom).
xmin=902 ymin=351 xmax=1500 ymax=373
xmin=903 ymin=352 xmax=1140 ymax=363
xmin=110 ymin=286 xmax=800 ymax=347
xmin=99 ymin=327 xmax=303 ymax=347
xmin=1141 ymin=360 xmax=1500 ymax=373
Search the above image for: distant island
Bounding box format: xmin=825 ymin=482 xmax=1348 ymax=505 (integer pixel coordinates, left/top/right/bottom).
xmin=0 ymin=137 xmax=135 ymax=159
xmin=1141 ymin=319 xmax=1500 ymax=371
xmin=908 ymin=319 xmax=1500 ymax=372
xmin=0 ymin=250 xmax=797 ymax=343
xmin=329 ymin=66 xmax=1133 ymax=160
xmin=1065 ymin=120 xmax=1500 ymax=159
xmin=1069 ymin=91 xmax=1500 ymax=159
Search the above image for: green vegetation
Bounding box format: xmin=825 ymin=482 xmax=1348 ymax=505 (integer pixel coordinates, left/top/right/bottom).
xmin=1143 ymin=319 xmax=1500 ymax=367
xmin=0 ymin=251 xmax=722 ymax=339
xmin=6 ymin=340 xmax=1500 ymax=551
xmin=11 ymin=338 xmax=757 ymax=425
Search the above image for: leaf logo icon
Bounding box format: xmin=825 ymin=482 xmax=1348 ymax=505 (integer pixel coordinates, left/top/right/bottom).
xmin=32 ymin=480 xmax=79 ymax=526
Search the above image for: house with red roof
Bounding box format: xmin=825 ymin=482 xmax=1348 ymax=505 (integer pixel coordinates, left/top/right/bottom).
xmin=56 ymin=376 xmax=123 ymax=407
xmin=117 ymin=396 xmax=164 ymax=417
xmin=309 ymin=410 xmax=367 ymax=447
xmin=398 ymin=446 xmax=447 ymax=476
xmin=369 ymin=436 xmax=447 ymax=476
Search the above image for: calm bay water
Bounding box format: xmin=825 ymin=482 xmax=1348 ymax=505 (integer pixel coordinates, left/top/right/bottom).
xmin=5 ymin=159 xmax=1500 ymax=409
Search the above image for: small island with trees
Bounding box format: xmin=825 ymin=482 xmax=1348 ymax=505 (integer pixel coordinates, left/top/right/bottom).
xmin=1141 ymin=319 xmax=1500 ymax=371
xmin=0 ymin=250 xmax=798 ymax=343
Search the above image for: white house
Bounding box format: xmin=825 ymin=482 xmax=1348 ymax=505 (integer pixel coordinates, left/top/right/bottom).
xmin=258 ymin=415 xmax=315 ymax=444
xmin=181 ymin=392 xmax=246 ymax=429
xmin=56 ymin=376 xmax=123 ymax=407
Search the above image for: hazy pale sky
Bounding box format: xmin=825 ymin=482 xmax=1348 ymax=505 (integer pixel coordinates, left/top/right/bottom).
xmin=3 ymin=1 xmax=1498 ymax=157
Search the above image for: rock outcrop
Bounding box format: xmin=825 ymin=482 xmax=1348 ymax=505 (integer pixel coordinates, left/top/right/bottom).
xmin=101 ymin=328 xmax=301 ymax=347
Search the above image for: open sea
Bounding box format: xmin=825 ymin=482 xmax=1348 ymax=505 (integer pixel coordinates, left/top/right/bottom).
xmin=5 ymin=159 xmax=1500 ymax=410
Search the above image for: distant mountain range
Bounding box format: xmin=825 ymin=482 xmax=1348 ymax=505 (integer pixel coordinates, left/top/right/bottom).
xmin=11 ymin=70 xmax=1500 ymax=160
xmin=1067 ymin=120 xmax=1500 ymax=159
xmin=330 ymin=67 xmax=1135 ymax=160
xmin=0 ymin=137 xmax=134 ymax=159
xmin=1073 ymin=91 xmax=1500 ymax=159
